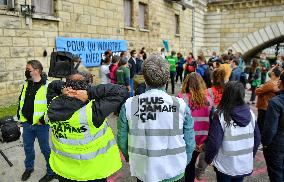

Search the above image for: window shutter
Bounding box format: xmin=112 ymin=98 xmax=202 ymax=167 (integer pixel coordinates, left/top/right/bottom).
xmin=124 ymin=0 xmax=131 ymax=27
xmin=32 ymin=0 xmax=53 ymax=15
xmin=0 ymin=0 xmax=7 ymax=5
xmin=139 ymin=3 xmax=145 ymax=29
xmin=7 ymin=0 xmax=15 ymax=9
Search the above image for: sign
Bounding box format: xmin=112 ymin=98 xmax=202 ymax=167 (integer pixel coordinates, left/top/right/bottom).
xmin=56 ymin=37 xmax=128 ymax=67
xmin=163 ymin=40 xmax=169 ymax=52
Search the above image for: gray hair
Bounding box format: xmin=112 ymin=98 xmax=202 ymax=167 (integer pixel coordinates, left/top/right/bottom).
xmin=142 ymin=53 xmax=170 ymax=88
xmin=27 ymin=60 xmax=43 ymax=73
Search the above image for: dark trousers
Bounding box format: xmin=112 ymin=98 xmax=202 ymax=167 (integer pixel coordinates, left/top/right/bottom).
xmin=22 ymin=122 xmax=53 ymax=175
xmin=56 ymin=174 xmax=106 ymax=182
xmin=250 ymin=85 xmax=256 ymax=102
xmin=257 ymin=109 xmax=266 ymax=135
xmin=215 ymin=168 xmax=244 ymax=182
xmin=185 ymin=151 xmax=200 ymax=182
xmin=166 ymin=71 xmax=176 ymax=94
xmin=261 ymin=73 xmax=267 ymax=84
xmin=176 ymin=67 xmax=184 ymax=83
xmin=263 ymin=147 xmax=284 ymax=182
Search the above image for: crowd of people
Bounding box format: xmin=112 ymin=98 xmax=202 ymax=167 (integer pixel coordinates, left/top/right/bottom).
xmin=16 ymin=46 xmax=284 ymax=182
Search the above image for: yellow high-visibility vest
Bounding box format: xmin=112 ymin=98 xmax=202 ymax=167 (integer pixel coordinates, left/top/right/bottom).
xmin=47 ymin=100 xmax=122 ymax=181
xmin=19 ymin=81 xmax=48 ymax=125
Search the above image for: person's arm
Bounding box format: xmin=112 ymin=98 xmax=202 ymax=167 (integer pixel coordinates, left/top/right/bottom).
xmin=262 ymin=100 xmax=280 ymax=146
xmin=253 ymin=123 xmax=261 ymax=157
xmin=88 ymin=84 xmax=128 ymax=127
xmin=255 ymin=82 xmax=273 ymax=95
xmin=125 ymin=68 xmax=131 ymax=92
xmin=183 ymin=106 xmax=196 ymax=164
xmin=254 ymin=68 xmax=260 ymax=79
xmin=204 ymin=113 xmax=224 ymax=164
xmin=117 ymin=104 xmax=129 ymax=162
xmin=46 ymin=80 xmax=64 ymax=104
xmin=229 ymin=71 xmax=236 ymax=81
xmin=17 ymin=85 xmax=24 ymax=119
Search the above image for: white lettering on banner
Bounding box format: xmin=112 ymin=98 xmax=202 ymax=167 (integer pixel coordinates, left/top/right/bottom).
xmin=134 ymin=97 xmax=177 ymax=123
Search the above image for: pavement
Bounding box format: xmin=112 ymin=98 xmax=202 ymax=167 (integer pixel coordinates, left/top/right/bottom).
xmin=0 ymin=82 xmax=269 ymax=182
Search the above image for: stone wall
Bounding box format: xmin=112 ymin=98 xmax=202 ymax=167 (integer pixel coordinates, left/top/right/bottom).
xmin=0 ymin=0 xmax=193 ymax=106
xmin=203 ymin=0 xmax=284 ymax=55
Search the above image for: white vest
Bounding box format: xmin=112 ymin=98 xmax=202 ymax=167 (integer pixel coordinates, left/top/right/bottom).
xmin=125 ymin=89 xmax=187 ymax=182
xmin=213 ymin=110 xmax=256 ymax=176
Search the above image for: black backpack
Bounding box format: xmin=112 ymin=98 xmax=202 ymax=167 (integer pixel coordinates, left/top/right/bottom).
xmin=48 ymin=51 xmax=79 ymax=78
xmin=0 ymin=116 xmax=21 ymax=143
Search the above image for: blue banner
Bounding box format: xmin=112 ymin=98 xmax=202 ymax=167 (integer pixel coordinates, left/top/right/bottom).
xmin=163 ymin=40 xmax=169 ymax=52
xmin=56 ymin=37 xmax=128 ymax=67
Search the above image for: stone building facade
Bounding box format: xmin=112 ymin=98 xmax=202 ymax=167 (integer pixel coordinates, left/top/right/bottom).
xmin=1 ymin=0 xmax=284 ymax=106
xmin=0 ymin=0 xmax=194 ymax=106
xmin=203 ymin=0 xmax=284 ymax=59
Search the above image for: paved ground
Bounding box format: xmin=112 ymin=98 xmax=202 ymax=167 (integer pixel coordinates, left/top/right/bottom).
xmin=0 ymin=83 xmax=269 ymax=182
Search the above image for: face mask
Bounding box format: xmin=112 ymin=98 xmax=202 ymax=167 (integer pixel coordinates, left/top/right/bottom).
xmin=25 ymin=70 xmax=31 ymax=79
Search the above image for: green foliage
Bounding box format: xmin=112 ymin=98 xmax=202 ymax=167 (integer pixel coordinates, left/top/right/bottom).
xmin=0 ymin=104 xmax=18 ymax=119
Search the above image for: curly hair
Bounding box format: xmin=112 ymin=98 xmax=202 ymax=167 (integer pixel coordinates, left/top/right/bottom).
xmin=181 ymin=72 xmax=207 ymax=109
xmin=212 ymin=68 xmax=226 ymax=89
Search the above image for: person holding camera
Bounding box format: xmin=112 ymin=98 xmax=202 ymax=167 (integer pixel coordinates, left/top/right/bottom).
xmin=17 ymin=60 xmax=55 ymax=182
xmin=45 ymin=71 xmax=128 ymax=182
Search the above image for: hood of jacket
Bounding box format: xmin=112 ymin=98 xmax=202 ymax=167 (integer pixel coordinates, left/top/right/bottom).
xmin=231 ymin=104 xmax=252 ymax=127
xmin=47 ymin=95 xmax=85 ymax=122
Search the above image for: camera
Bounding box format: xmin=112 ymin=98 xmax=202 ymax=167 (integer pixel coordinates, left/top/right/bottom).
xmin=48 ymin=50 xmax=81 ymax=78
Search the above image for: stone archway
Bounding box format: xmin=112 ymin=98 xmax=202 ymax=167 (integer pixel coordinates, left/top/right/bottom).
xmin=229 ymin=21 xmax=284 ymax=61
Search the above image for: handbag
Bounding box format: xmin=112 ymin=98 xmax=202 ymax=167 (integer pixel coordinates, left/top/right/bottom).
xmin=0 ymin=116 xmax=21 ymax=143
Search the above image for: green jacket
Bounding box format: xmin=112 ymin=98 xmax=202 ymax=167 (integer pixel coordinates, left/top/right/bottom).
xmin=166 ymin=56 xmax=178 ymax=72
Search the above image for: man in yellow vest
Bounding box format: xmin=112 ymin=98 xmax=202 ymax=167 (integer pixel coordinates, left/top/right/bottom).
xmin=44 ymin=72 xmax=128 ymax=182
xmin=17 ymin=60 xmax=55 ymax=182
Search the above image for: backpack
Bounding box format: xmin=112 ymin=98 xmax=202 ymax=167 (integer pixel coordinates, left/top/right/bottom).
xmin=185 ymin=59 xmax=196 ymax=72
xmin=48 ymin=51 xmax=80 ymax=78
xmin=199 ymin=65 xmax=212 ymax=88
xmin=0 ymin=116 xmax=21 ymax=143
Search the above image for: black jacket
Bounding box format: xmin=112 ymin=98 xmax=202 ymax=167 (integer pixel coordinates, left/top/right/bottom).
xmin=17 ymin=74 xmax=47 ymax=124
xmin=46 ymin=81 xmax=128 ymax=128
xmin=128 ymin=57 xmax=140 ymax=79
xmin=262 ymin=91 xmax=284 ymax=151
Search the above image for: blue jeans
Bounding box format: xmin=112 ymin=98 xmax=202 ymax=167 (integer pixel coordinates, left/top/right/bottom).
xmin=130 ymin=78 xmax=134 ymax=97
xmin=22 ymin=122 xmax=53 ymax=175
xmin=215 ymin=168 xmax=244 ymax=182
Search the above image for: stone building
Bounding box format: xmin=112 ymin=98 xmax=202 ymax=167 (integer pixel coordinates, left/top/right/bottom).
xmin=0 ymin=0 xmax=284 ymax=106
xmin=0 ymin=0 xmax=195 ymax=106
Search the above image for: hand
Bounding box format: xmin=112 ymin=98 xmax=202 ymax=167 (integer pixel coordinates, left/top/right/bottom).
xmin=75 ymin=90 xmax=88 ymax=102
xmin=195 ymin=144 xmax=204 ymax=152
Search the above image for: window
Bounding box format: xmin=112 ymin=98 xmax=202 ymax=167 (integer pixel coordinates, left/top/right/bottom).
xmin=175 ymin=14 xmax=180 ymax=35
xmin=124 ymin=0 xmax=132 ymax=27
xmin=139 ymin=2 xmax=148 ymax=29
xmin=32 ymin=0 xmax=53 ymax=15
xmin=0 ymin=0 xmax=7 ymax=5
